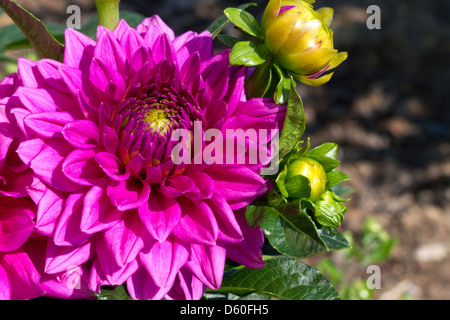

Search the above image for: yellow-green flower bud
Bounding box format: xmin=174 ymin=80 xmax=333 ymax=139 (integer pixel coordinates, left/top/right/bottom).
xmin=262 ymin=0 xmax=347 ymax=86
xmin=286 ymin=157 xmax=327 ymax=201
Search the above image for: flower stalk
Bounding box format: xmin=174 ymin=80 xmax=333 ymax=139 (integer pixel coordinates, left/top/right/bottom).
xmin=94 ymin=0 xmax=120 ymax=31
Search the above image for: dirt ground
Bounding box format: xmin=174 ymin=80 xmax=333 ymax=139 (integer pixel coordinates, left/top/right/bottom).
xmin=1 ymin=0 xmax=449 ymax=300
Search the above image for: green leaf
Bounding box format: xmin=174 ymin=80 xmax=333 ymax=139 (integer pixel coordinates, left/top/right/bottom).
xmin=312 ymin=191 xmax=347 ymax=228
xmin=273 ymin=63 xmax=292 ymax=104
xmin=254 ymin=205 xmax=327 ymax=258
xmin=275 ymin=168 xmax=289 ymax=198
xmin=95 ymin=285 xmax=131 ymax=300
xmin=278 ymin=80 xmax=305 ymax=158
xmin=326 ymin=169 xmax=351 ymax=189
xmin=245 ymin=55 xmax=274 ymax=98
xmin=207 ymin=3 xmax=257 ymax=39
xmin=229 ymin=41 xmax=269 ymax=67
xmin=224 ymin=7 xmax=263 ymax=39
xmin=284 ymin=174 xmax=311 ymax=199
xmin=0 ymin=0 xmax=64 ymax=61
xmin=216 ymin=34 xmax=241 ymax=47
xmin=319 ymin=226 xmax=351 ymax=251
xmin=306 ymin=142 xmax=338 ymax=159
xmin=215 ymin=256 xmax=339 ymax=300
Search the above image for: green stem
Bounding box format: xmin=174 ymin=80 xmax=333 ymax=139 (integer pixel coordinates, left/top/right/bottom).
xmin=94 ymin=0 xmax=120 ymax=31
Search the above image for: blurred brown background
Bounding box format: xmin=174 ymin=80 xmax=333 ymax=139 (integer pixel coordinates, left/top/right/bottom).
xmin=1 ymin=0 xmax=448 ymax=299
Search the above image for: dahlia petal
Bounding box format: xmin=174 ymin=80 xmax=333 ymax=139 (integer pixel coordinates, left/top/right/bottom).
xmin=180 ymin=52 xmax=201 ymax=88
xmin=58 ymin=65 xmax=83 ymax=96
xmin=222 ymin=210 xmax=265 ymax=269
xmin=80 ymin=183 xmax=123 ymax=234
xmin=17 ymin=58 xmax=41 ymax=88
xmin=138 ymin=15 xmax=175 ymax=46
xmin=174 ymin=30 xmax=213 ymax=67
xmin=18 ymin=87 xmax=59 ymax=113
xmin=112 ymin=19 xmax=131 ymax=39
xmin=119 ymin=26 xmax=147 ymax=63
xmin=40 ymin=264 xmax=93 ymax=299
xmin=53 ymin=192 xmax=91 ymax=246
xmin=0 ymin=250 xmax=43 ymax=299
xmin=223 ymin=66 xmax=247 ymax=117
xmin=36 ymin=59 xmax=67 ymax=92
xmin=63 ymin=28 xmax=96 ymax=69
xmin=0 ymin=198 xmax=35 ymax=252
xmin=165 ymin=267 xmax=206 ymax=300
xmin=186 ymin=244 xmax=226 ymax=290
xmin=201 ymin=50 xmax=230 ymax=101
xmin=172 ymin=197 xmax=218 ymax=246
xmin=203 ymin=165 xmax=269 ymax=209
xmin=62 ymin=120 xmax=100 ymax=149
xmin=0 ymin=73 xmax=20 ymax=98
xmin=95 ymin=27 xmax=126 ymax=74
xmin=101 ymin=126 xmax=119 ymax=154
xmin=106 ymin=179 xmax=151 ymax=211
xmin=140 ymin=237 xmax=188 ymax=289
xmin=62 ymin=149 xmax=105 ymax=186
xmin=151 ymin=33 xmax=177 ymax=67
xmin=0 ymin=167 xmax=34 ymax=198
xmin=232 ymin=98 xmax=287 ymax=124
xmin=206 ymin=194 xmax=243 ymax=244
xmin=16 ymin=138 xmax=45 ymax=167
xmin=44 ymin=241 xmax=92 ymax=274
xmin=97 ymin=214 xmax=145 ymax=268
xmin=189 ymin=171 xmax=214 ymax=199
xmin=138 ymin=189 xmax=181 ymax=242
xmin=94 ymin=152 xmax=129 ymax=181
xmin=24 ymin=112 xmax=75 ymax=138
xmin=87 ymin=259 xmax=109 ymax=293
xmin=126 ymin=262 xmax=168 ymax=300
xmin=35 ymin=187 xmax=64 ymax=236
xmin=160 ymin=175 xmax=197 ymax=198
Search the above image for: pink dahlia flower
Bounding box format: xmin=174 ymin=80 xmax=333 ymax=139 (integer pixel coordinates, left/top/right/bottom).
xmin=6 ymin=16 xmax=285 ymax=299
xmin=1 ymin=74 xmax=93 ymax=300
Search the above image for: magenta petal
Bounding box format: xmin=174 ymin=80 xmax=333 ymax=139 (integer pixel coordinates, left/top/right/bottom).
xmin=160 ymin=175 xmax=197 ymax=198
xmin=222 ymin=210 xmax=265 ymax=269
xmin=16 ymin=138 xmax=44 ymax=167
xmin=138 ymin=189 xmax=181 ymax=242
xmin=206 ymin=194 xmax=243 ymax=244
xmin=45 ymin=241 xmax=92 ymax=274
xmin=106 ymin=179 xmax=150 ymax=211
xmin=80 ymin=183 xmax=123 ymax=234
xmin=138 ymin=15 xmax=175 ymax=47
xmin=126 ymin=262 xmax=168 ymax=300
xmin=172 ymin=197 xmax=218 ymax=246
xmin=186 ymin=244 xmax=226 ymax=290
xmin=203 ymin=165 xmax=269 ymax=209
xmin=0 ymin=167 xmax=34 ymax=198
xmin=53 ymin=192 xmax=91 ymax=246
xmin=0 ymin=250 xmax=43 ymax=300
xmin=18 ymin=87 xmax=59 ymax=113
xmin=35 ymin=187 xmax=64 ymax=236
xmin=97 ymin=214 xmax=144 ymax=268
xmin=27 ymin=139 xmax=81 ymax=192
xmin=94 ymin=27 xmax=126 ymax=74
xmin=0 ymin=197 xmax=35 ymax=252
xmin=62 ymin=149 xmax=105 ymax=186
xmin=94 ymin=152 xmax=130 ymax=181
xmin=63 ymin=28 xmax=96 ymax=69
xmin=62 ymin=120 xmax=100 ymax=149
xmin=101 ymin=126 xmax=119 ymax=154
xmin=24 ymin=112 xmax=74 ymax=138
xmin=165 ymin=267 xmax=206 ymax=300
xmin=140 ymin=237 xmax=188 ymax=289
